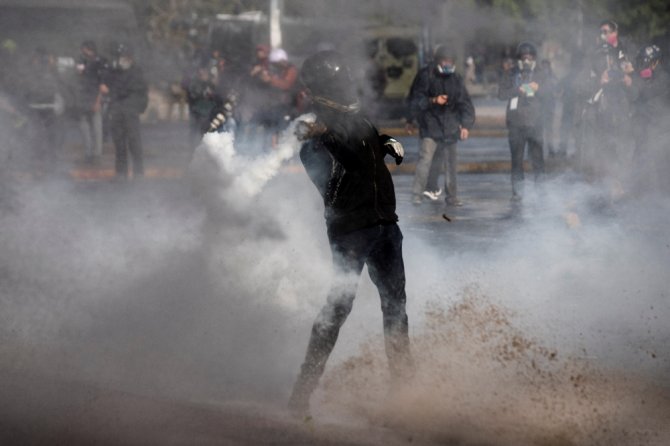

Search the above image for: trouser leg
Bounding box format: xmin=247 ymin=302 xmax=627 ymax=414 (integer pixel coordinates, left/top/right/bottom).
xmin=111 ymin=112 xmax=128 ymax=177
xmin=290 ymin=232 xmax=368 ymax=410
xmin=366 ymin=224 xmax=413 ymax=381
xmin=426 ymin=143 xmax=445 ymax=192
xmin=79 ymin=114 xmax=93 ymax=158
xmin=411 ymin=137 xmax=438 ymax=197
xmin=527 ymin=126 xmax=545 ymax=182
xmin=508 ymin=126 xmax=526 ymax=197
xmin=444 ymin=142 xmax=458 ymax=200
xmin=92 ymin=109 xmax=103 ymax=157
xmin=126 ymin=113 xmax=144 ymax=177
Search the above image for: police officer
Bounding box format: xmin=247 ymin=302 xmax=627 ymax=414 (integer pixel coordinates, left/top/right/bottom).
xmin=498 ymin=42 xmax=552 ymax=200
xmin=628 ymin=45 xmax=670 ymax=193
xmin=102 ymin=44 xmax=148 ymax=179
xmin=408 ymin=45 xmax=475 ymax=206
xmin=288 ymin=50 xmax=412 ymax=416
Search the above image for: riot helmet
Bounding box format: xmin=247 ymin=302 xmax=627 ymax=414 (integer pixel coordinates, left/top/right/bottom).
xmin=300 ymin=50 xmax=359 ymax=113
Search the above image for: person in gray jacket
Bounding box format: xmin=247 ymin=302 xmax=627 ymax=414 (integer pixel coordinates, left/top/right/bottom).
xmin=408 ymin=45 xmax=475 ymax=206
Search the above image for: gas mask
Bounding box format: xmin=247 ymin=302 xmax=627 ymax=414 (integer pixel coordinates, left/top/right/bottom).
xmin=600 ymin=31 xmax=618 ymax=47
xmin=437 ymin=62 xmax=455 ymax=75
xmin=518 ymin=58 xmax=536 ymax=71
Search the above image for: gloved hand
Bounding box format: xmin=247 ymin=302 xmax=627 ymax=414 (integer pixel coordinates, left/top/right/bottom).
xmin=208 ymin=112 xmax=226 ymax=132
xmin=385 ymin=138 xmax=404 ymax=165
xmin=295 ymin=120 xmax=327 ymax=141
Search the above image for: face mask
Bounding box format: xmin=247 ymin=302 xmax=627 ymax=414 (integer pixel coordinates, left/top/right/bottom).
xmin=640 ymin=68 xmax=653 ymax=79
xmin=518 ymin=59 xmax=536 ymax=71
xmin=606 ymin=34 xmax=618 ymax=46
xmin=437 ymin=63 xmax=455 ymax=75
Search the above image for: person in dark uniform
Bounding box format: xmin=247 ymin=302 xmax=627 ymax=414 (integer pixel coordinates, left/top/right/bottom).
xmin=498 ymin=42 xmax=553 ymax=200
xmin=102 ymin=44 xmax=148 ymax=179
xmin=288 ymin=50 xmax=413 ymax=416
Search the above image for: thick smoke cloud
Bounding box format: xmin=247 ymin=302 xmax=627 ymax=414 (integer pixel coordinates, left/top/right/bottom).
xmin=1 ymin=1 xmax=669 ymax=444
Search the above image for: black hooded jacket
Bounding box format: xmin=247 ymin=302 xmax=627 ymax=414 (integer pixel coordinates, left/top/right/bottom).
xmin=408 ymin=64 xmax=475 ymax=143
xmin=498 ymin=64 xmax=553 ymax=128
xmin=107 ymin=65 xmax=148 ymax=115
xmin=300 ymin=109 xmax=398 ymax=237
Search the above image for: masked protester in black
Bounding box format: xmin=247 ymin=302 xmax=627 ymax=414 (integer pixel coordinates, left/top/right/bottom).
xmin=628 ymin=45 xmax=670 ymax=194
xmin=103 ymin=44 xmax=148 ymax=179
xmin=577 ymin=20 xmax=634 ymax=179
xmin=498 ymin=42 xmax=553 ymax=200
xmin=288 ymin=50 xmax=413 ymax=416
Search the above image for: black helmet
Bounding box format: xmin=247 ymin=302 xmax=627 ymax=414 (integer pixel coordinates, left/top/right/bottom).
xmin=300 ymin=50 xmax=358 ymax=111
xmin=516 ymin=42 xmax=537 ymax=59
xmin=636 ymin=44 xmax=661 ymax=69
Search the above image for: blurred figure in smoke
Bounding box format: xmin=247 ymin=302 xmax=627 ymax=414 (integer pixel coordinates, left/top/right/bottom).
xmin=498 ymin=42 xmax=553 ymax=201
xmin=102 ymin=44 xmax=148 ymax=180
xmin=541 ymin=59 xmax=559 ymax=158
xmin=251 ymin=48 xmax=299 ymax=146
xmin=288 ymin=50 xmax=412 ymax=416
xmin=238 ymin=44 xmax=271 ymax=147
xmin=556 ymin=50 xmax=585 ymax=159
xmin=21 ymin=47 xmax=66 ymax=166
xmin=628 ymin=44 xmax=670 ymax=194
xmin=408 ymin=45 xmax=475 ymax=206
xmin=75 ymin=40 xmax=108 ymax=164
xmin=577 ymin=20 xmax=633 ymax=179
xmin=186 ymin=65 xmax=220 ymax=144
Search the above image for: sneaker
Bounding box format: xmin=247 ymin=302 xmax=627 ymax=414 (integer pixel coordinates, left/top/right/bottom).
xmin=422 ymin=188 xmax=442 ymax=201
xmin=412 ymin=195 xmax=423 ymax=205
xmin=445 ymin=198 xmax=463 ymax=207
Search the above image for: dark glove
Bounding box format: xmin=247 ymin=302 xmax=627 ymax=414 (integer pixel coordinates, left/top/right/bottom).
xmin=384 ymin=138 xmax=404 ymax=165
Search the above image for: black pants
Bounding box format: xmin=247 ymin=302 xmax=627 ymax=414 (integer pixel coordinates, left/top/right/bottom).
xmin=111 ymin=109 xmax=143 ymax=178
xmin=508 ymin=125 xmax=544 ymax=197
xmin=290 ymin=223 xmax=412 ymax=406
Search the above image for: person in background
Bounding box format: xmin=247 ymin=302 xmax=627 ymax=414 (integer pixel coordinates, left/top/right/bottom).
xmin=186 ymin=64 xmax=220 ymax=144
xmin=540 ymin=59 xmax=559 ymax=158
xmin=22 ymin=47 xmax=66 ymax=164
xmin=408 ymin=44 xmax=475 ymax=206
xmin=102 ymin=43 xmax=148 ymax=180
xmin=628 ymin=44 xmax=670 ymax=194
xmin=75 ymin=40 xmax=107 ymax=164
xmin=251 ymin=48 xmax=299 ymax=145
xmin=577 ymin=19 xmax=634 ymax=179
xmin=498 ymin=42 xmax=553 ymax=201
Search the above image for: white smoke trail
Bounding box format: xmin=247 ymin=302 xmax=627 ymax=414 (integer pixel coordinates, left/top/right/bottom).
xmin=190 ymin=114 xmax=316 ymax=210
